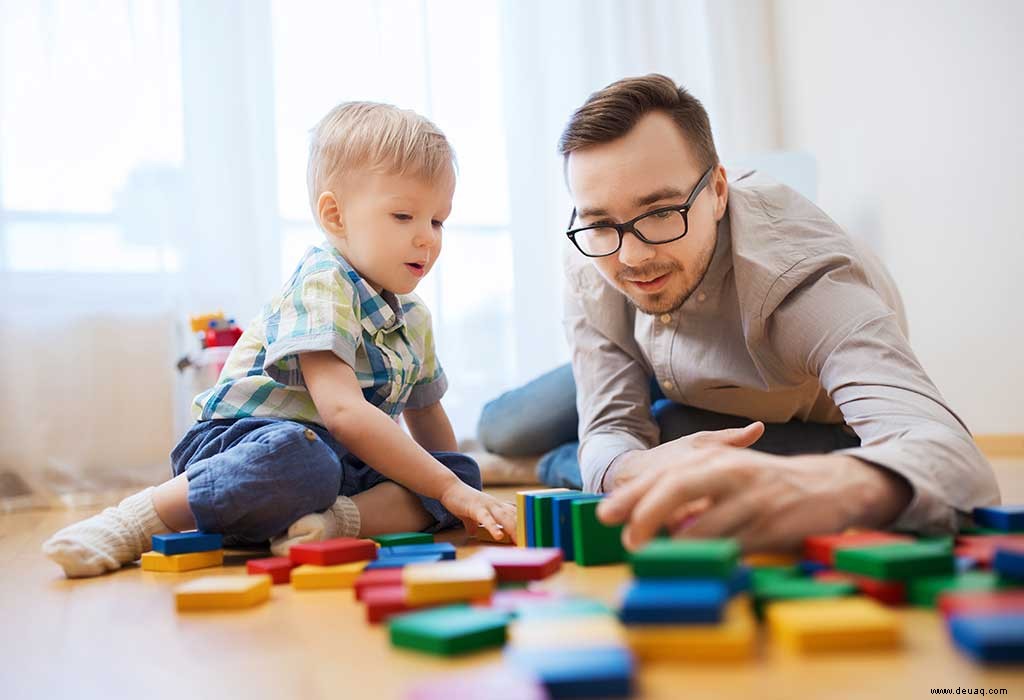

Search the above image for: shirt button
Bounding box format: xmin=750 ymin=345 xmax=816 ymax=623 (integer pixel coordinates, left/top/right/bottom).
xmin=304 ymin=428 xmax=317 ymax=442
xmin=696 ymin=292 xmax=707 ymax=303
xmin=661 ymin=379 xmax=673 ymax=391
xmin=659 ymin=313 xmax=672 ymax=324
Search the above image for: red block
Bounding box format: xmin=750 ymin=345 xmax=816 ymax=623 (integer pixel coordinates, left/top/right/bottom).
xmin=246 ymin=556 xmax=297 ymax=585
xmin=362 ymin=585 xmax=438 ymax=624
xmin=354 ymin=568 xmax=404 ymax=601
xmin=288 ymin=538 xmax=378 ymax=566
xmin=803 ymin=531 xmax=914 ymax=566
xmin=470 ymin=547 xmax=563 ymax=582
xmin=938 ymin=590 xmax=1024 ymax=619
xmin=814 ymin=569 xmax=906 ymax=605
xmin=954 ymin=535 xmax=1024 ymax=569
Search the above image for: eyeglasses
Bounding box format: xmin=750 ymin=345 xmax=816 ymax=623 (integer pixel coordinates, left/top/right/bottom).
xmin=565 ymin=166 xmax=714 ymax=258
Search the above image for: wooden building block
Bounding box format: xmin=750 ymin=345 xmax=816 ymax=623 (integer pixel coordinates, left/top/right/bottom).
xmin=993 ymin=543 xmax=1024 ymax=580
xmin=365 ymin=553 xmax=444 ymax=570
xmin=509 ymin=615 xmax=625 ymax=650
xmin=175 ymin=575 xmax=271 ymax=611
xmin=743 ymin=552 xmax=799 ymax=567
xmin=246 ymin=557 xmax=296 ymax=585
xmin=471 ymin=547 xmax=563 ymax=582
xmin=949 ymin=613 xmax=1024 ymax=662
xmin=907 ymin=571 xmax=1008 ymax=607
xmin=389 ymin=605 xmax=509 ymax=656
xmin=972 ymin=505 xmax=1024 ymax=532
xmin=938 ymin=590 xmax=1024 ymax=618
xmin=141 ymin=549 xmax=223 ymax=573
xmin=516 ymin=488 xmax=569 ymax=547
xmin=363 ymin=585 xmax=430 ymax=624
xmin=753 ymin=577 xmax=857 ymax=617
xmin=803 ymin=531 xmax=914 ymax=566
xmin=152 ymin=531 xmax=222 ymax=556
xmin=515 ymin=597 xmax=612 ymax=621
xmin=291 ymin=561 xmax=369 ymax=590
xmin=619 ymin=579 xmax=729 ymax=624
xmin=473 ymin=588 xmax=561 ymax=616
xmin=552 ymin=493 xmax=595 ymax=561
xmin=404 ymin=559 xmax=496 ymax=605
xmin=379 ymin=542 xmax=456 ymax=561
xmin=630 ymin=538 xmax=739 ymax=579
xmin=834 ymin=542 xmax=954 ymax=580
xmin=533 ymin=491 xmax=581 ymax=548
xmin=370 ymin=532 xmax=434 ymax=547
xmin=354 ymin=568 xmax=405 ymax=600
xmin=571 ymin=497 xmax=626 ymax=566
xmin=288 ymin=537 xmax=378 ymax=566
xmin=766 ymin=596 xmax=902 ymax=652
xmin=504 ymin=646 xmax=634 ymax=698
xmin=473 ymin=525 xmax=513 ymax=544
xmin=814 ymin=570 xmax=906 ymax=606
xmin=625 ymin=598 xmax=757 ymax=662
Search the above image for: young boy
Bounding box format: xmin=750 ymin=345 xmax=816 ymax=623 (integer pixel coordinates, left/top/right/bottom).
xmin=43 ymin=102 xmax=517 ymax=578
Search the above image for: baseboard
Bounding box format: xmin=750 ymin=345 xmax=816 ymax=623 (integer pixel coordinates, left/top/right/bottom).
xmin=975 ymin=434 xmax=1024 ymax=458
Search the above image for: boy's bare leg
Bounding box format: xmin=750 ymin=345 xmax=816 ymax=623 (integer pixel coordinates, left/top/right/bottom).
xmin=351 ymin=481 xmax=433 ymax=535
xmin=151 ymin=473 xmax=196 ymax=532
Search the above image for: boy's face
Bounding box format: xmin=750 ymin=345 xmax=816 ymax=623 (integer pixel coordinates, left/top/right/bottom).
xmin=566 ymin=111 xmax=728 ymax=315
xmin=320 ymin=169 xmax=454 ymax=295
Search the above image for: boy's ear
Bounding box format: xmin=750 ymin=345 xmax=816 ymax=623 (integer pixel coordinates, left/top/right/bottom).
xmin=317 ymin=192 xmax=344 ymax=237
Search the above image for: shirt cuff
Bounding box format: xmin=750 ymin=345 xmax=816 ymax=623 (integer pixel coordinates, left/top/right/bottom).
xmin=838 ymin=443 xmax=958 ymax=535
xmin=405 ymin=372 xmax=449 ymax=410
xmin=264 ymin=332 xmax=358 ymax=385
xmin=580 ymin=431 xmax=650 ymax=494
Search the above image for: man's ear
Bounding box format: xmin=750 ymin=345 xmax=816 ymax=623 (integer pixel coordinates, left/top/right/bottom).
xmin=712 ymin=164 xmax=729 ymax=221
xmin=317 ymin=191 xmax=344 ymax=237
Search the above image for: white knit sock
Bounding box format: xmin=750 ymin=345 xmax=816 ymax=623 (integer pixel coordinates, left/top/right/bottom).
xmin=41 ymin=487 xmax=171 ymax=578
xmin=270 ymin=496 xmax=362 ymax=557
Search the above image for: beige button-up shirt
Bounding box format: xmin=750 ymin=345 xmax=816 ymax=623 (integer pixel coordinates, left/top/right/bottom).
xmin=564 ymin=170 xmax=999 ymax=534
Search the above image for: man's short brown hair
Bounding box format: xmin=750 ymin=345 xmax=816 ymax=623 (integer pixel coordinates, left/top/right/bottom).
xmin=558 ymin=74 xmax=718 ymax=171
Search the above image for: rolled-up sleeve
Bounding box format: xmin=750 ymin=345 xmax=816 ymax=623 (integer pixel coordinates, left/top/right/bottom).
xmin=564 ymin=259 xmax=660 ymax=493
xmin=766 ymin=256 xmax=1000 ymax=534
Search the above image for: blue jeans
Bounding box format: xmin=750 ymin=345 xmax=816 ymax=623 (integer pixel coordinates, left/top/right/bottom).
xmin=171 ymin=417 xmax=481 ymax=545
xmin=477 ymin=364 xmax=860 ymax=489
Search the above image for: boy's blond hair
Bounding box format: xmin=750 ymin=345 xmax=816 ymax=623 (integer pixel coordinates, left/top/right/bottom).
xmin=307 ymin=101 xmax=456 ymax=215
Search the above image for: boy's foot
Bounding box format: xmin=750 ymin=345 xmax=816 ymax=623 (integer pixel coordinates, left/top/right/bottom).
xmin=270 ymin=495 xmax=361 ymax=556
xmin=41 ymin=487 xmax=171 ymax=578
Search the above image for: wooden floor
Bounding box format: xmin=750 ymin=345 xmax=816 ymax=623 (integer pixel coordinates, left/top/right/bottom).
xmin=3 ymin=461 xmax=1024 ymax=700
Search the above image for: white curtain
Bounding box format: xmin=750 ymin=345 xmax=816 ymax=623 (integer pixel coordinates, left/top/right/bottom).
xmin=0 ymin=0 xmax=776 ymax=506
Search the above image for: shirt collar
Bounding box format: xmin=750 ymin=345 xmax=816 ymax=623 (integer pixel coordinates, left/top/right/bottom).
xmin=323 ymin=242 xmax=406 ymax=334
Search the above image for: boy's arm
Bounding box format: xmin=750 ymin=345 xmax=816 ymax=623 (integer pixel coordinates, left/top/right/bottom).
xmin=299 ymin=351 xmax=515 ymax=539
xmin=404 ymin=401 xmax=458 ymax=453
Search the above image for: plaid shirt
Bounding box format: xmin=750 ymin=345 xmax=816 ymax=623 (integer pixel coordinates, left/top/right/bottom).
xmin=192 ymin=243 xmax=447 ymax=424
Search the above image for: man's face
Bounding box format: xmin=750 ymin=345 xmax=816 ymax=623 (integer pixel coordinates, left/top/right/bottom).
xmin=566 ymin=111 xmax=728 ymax=315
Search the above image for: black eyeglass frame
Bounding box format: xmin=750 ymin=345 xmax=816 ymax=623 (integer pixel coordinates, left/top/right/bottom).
xmin=565 ymin=165 xmax=715 ymax=258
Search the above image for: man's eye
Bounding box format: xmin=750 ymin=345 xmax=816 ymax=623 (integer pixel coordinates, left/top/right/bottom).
xmin=393 ymin=213 xmax=413 ymax=221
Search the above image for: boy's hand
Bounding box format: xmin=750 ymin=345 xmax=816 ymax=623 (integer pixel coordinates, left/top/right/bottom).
xmin=440 ymin=482 xmax=517 ymax=543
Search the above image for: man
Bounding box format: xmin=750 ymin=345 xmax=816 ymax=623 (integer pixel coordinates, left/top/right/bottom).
xmin=478 ymin=74 xmax=999 ymax=552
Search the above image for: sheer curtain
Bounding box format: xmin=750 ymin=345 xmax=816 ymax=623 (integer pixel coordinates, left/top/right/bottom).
xmin=1 ymin=0 xmax=768 ymax=506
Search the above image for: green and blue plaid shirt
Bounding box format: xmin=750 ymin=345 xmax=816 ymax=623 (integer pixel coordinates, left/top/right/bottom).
xmin=193 ymin=243 xmax=446 ymax=424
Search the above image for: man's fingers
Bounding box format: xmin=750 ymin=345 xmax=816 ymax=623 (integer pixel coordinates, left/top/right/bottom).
xmin=676 ymin=495 xmax=753 ymax=540
xmin=597 ymin=466 xmax=664 ymax=525
xmin=696 ymin=422 xmax=765 ymax=448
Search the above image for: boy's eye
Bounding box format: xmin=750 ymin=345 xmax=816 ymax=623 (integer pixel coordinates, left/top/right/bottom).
xmin=392 ymin=213 xmax=413 ymax=221
xmin=431 ymin=220 xmax=444 ymax=229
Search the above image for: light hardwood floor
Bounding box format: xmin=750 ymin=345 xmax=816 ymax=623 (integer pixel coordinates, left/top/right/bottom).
xmin=2 ymin=461 xmax=1023 ymax=700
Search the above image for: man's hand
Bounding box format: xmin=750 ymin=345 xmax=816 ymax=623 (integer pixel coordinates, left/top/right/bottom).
xmin=597 ymin=446 xmax=912 ymax=553
xmin=604 ymin=422 xmax=766 ymax=491
xmin=440 ymin=481 xmax=518 ymax=543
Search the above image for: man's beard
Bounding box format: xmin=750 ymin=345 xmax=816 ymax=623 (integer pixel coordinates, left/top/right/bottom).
xmin=616 ymin=243 xmax=714 ymax=315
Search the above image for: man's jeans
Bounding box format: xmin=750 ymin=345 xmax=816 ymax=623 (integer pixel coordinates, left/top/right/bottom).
xmin=477 ymin=364 xmax=860 ymax=489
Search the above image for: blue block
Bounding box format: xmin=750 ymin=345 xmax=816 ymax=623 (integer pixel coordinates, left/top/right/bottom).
xmin=551 ymin=493 xmax=592 ymax=561
xmin=993 ymin=547 xmax=1024 ymax=580
xmin=152 ymin=531 xmax=222 ymax=555
xmin=379 ymin=542 xmax=456 ymax=560
xmin=973 ymin=506 xmax=1024 ymax=532
xmin=799 ymin=559 xmax=829 ymax=576
xmin=949 ymin=613 xmax=1024 ymax=663
xmin=505 ymin=646 xmax=634 ymax=698
xmin=365 ymin=553 xmax=444 ymax=569
xmin=729 ymin=565 xmax=752 ymax=596
xmin=956 ymin=555 xmax=979 ymax=573
xmin=618 ymin=579 xmax=728 ymax=625
xmin=524 ymin=494 xmax=537 ymax=547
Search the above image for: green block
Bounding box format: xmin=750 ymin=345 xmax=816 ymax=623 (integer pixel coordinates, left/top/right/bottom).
xmin=749 ymin=565 xmax=802 ymax=590
xmin=958 ymin=525 xmax=1020 ymax=536
xmin=907 ymin=571 xmax=1008 ymax=607
xmin=389 ymin=605 xmax=509 ymax=656
xmin=629 ymin=538 xmax=739 ymax=579
xmin=834 ymin=542 xmax=954 ymax=581
xmin=753 ymin=578 xmax=857 ymax=617
xmin=516 ymin=597 xmax=613 ymax=620
xmin=370 ymin=532 xmax=434 ymax=547
xmin=533 ymin=491 xmax=579 ymax=548
xmin=571 ymin=498 xmax=626 ymax=566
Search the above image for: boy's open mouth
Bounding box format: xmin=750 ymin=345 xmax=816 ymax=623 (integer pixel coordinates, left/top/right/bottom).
xmin=404 ymin=262 xmax=426 ymax=277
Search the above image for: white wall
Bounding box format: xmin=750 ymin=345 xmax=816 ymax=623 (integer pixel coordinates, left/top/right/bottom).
xmin=772 ymin=0 xmax=1024 ymax=434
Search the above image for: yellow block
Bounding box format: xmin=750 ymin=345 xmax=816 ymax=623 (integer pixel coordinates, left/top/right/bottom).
xmin=766 ymin=596 xmax=902 ymax=653
xmin=175 ymin=575 xmax=271 ymax=611
xmin=510 ymin=615 xmax=625 ymax=650
xmin=291 ymin=561 xmax=369 ymax=590
xmin=404 ymin=559 xmax=496 ymax=605
xmin=515 ymin=488 xmax=570 ymax=547
xmin=626 ymin=598 xmax=757 ymax=662
xmin=141 ymin=549 xmax=224 ymax=573
xmin=742 ymin=552 xmax=800 ymax=567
